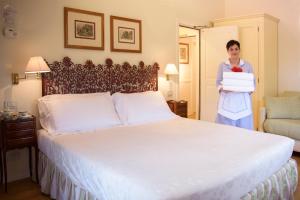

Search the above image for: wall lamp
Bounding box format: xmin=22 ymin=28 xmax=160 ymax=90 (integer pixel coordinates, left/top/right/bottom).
xmin=12 ymin=56 xmax=50 ymax=84
xmin=164 ymin=64 xmax=178 ymax=80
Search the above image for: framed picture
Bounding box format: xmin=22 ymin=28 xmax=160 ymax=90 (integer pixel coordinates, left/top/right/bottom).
xmin=64 ymin=7 xmax=104 ymax=50
xmin=110 ymin=16 xmax=142 ymax=53
xmin=179 ymin=43 xmax=189 ymax=64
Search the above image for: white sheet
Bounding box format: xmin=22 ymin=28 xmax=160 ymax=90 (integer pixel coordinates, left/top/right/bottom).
xmin=38 ymin=118 xmax=294 ymax=200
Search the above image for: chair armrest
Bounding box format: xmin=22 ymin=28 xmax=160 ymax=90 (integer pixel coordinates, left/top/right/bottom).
xmin=259 ymin=107 xmax=267 ymax=132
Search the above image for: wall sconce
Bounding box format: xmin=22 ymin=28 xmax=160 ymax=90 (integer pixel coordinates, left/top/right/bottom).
xmin=12 ymin=56 xmax=50 ymax=84
xmin=164 ymin=64 xmax=178 ymax=80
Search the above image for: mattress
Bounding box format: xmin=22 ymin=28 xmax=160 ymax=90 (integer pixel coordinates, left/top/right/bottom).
xmin=37 ymin=118 xmax=294 ymax=200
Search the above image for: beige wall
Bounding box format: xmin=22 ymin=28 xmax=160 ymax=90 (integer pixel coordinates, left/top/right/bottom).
xmin=224 ymin=0 xmax=300 ymax=92
xmin=0 ymin=0 xmax=224 ymax=181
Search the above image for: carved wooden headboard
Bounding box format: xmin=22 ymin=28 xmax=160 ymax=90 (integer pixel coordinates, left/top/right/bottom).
xmin=42 ymin=57 xmax=160 ymax=96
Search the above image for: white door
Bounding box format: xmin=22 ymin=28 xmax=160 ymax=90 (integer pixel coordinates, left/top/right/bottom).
xmin=200 ymin=26 xmax=238 ymax=122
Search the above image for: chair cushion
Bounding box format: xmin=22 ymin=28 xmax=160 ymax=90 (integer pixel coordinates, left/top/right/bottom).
xmin=265 ymin=96 xmax=300 ymax=119
xmin=264 ymin=119 xmax=300 ymax=140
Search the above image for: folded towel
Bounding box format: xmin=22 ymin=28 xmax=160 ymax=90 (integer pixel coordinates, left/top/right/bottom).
xmin=223 ymin=85 xmax=255 ymax=92
xmin=223 ymin=72 xmax=254 ymax=81
xmin=222 ymin=79 xmax=254 ymax=87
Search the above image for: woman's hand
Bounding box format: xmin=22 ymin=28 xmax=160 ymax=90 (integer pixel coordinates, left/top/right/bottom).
xmin=219 ymin=86 xmax=231 ymax=93
xmin=222 ymin=89 xmax=231 ymax=93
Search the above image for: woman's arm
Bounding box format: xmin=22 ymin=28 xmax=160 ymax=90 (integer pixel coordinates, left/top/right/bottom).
xmin=216 ymin=63 xmax=223 ymax=92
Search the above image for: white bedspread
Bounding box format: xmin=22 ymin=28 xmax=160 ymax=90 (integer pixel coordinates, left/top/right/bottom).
xmin=38 ymin=118 xmax=294 ymax=200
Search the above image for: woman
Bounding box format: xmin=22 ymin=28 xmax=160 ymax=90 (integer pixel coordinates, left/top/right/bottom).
xmin=215 ymin=40 xmax=255 ymax=130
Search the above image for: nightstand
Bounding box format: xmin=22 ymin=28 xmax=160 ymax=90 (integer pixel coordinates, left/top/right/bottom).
xmin=0 ymin=116 xmax=39 ymax=192
xmin=167 ymin=100 xmax=188 ymax=118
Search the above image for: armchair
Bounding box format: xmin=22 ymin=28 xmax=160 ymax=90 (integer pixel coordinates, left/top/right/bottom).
xmin=259 ymin=91 xmax=300 ymax=152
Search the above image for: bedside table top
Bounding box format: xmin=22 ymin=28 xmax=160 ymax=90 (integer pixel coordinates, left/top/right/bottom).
xmin=1 ymin=115 xmax=35 ymax=123
xmin=167 ymin=100 xmax=187 ymax=104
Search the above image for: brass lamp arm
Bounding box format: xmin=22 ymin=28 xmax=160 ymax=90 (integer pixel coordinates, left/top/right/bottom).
xmin=12 ymin=73 xmax=26 ymax=85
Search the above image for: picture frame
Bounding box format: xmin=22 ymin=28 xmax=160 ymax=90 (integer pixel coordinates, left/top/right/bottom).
xmin=110 ymin=16 xmax=142 ymax=53
xmin=64 ymin=7 xmax=104 ymax=50
xmin=179 ymin=43 xmax=189 ymax=64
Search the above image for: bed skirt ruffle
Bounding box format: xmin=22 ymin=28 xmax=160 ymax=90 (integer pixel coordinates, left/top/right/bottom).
xmin=241 ymin=159 xmax=298 ymax=200
xmin=39 ymin=152 xmax=298 ymax=200
xmin=39 ymin=152 xmax=97 ymax=200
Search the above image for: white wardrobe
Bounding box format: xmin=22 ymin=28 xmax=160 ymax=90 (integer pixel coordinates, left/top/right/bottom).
xmin=200 ymin=14 xmax=279 ymax=130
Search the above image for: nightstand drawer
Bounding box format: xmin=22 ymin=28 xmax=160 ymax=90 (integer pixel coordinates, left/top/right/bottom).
xmin=176 ymin=107 xmax=187 ymax=112
xmin=5 ymin=120 xmax=34 ymax=131
xmin=177 ymin=112 xmax=187 ymax=118
xmin=177 ymin=102 xmax=187 ymax=108
xmin=6 ymin=129 xmax=35 ymax=139
xmin=7 ymin=137 xmax=35 ymax=148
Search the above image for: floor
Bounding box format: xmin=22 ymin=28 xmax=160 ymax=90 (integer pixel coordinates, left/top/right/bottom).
xmin=1 ymin=154 xmax=300 ymax=200
xmin=188 ymin=113 xmax=197 ymax=119
xmin=0 ymin=178 xmax=48 ymax=200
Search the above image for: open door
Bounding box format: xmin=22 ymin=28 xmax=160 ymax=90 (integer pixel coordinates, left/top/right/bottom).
xmin=200 ymin=26 xmax=238 ymax=122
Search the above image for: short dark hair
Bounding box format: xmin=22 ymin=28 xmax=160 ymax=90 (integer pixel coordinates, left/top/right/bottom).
xmin=226 ymin=40 xmax=240 ymax=50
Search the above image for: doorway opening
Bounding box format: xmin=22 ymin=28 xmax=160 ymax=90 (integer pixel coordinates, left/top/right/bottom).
xmin=178 ymin=25 xmax=200 ymax=119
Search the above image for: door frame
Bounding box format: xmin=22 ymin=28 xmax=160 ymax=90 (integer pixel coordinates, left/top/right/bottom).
xmin=178 ymin=24 xmax=201 ymax=119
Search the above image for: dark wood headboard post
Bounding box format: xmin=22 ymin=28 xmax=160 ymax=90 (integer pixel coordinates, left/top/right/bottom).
xmin=105 ymin=58 xmax=113 ymax=95
xmin=42 ymin=57 xmax=159 ymax=96
xmin=153 ymin=62 xmax=159 ymax=92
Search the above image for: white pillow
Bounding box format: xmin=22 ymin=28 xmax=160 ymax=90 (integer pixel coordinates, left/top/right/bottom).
xmin=112 ymin=91 xmax=177 ymax=125
xmin=38 ymin=92 xmax=121 ymax=134
xmin=38 ymin=92 xmax=108 ymax=131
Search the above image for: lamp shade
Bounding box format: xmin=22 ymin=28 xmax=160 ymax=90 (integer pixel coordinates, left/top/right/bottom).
xmin=25 ymin=56 xmax=50 ymax=74
xmin=164 ymin=64 xmax=178 ymax=75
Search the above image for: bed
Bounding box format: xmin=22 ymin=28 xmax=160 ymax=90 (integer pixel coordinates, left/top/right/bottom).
xmin=38 ymin=57 xmax=298 ymax=200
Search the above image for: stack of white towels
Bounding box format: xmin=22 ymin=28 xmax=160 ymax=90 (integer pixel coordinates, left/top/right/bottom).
xmin=222 ymin=72 xmax=254 ymax=92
